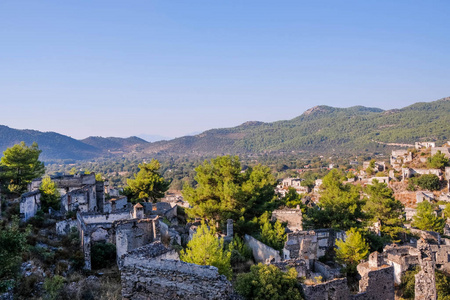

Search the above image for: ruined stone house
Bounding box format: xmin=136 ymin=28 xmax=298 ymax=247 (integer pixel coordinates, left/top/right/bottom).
xmin=77 ymin=203 xmax=162 ymax=270
xmin=415 ymin=142 xmax=436 ymax=150
xmin=21 ymin=173 xmax=106 ymax=221
xmin=120 ymin=241 xmax=236 ymax=300
xmin=271 ymin=206 xmax=303 ymax=231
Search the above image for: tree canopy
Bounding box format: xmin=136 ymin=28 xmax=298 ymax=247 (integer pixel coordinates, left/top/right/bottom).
xmin=427 ymin=150 xmax=449 ymax=170
xmin=305 ymin=169 xmax=365 ymax=231
xmin=413 ymin=201 xmax=445 ymax=234
xmin=183 ymin=156 xmax=277 ymax=227
xmin=123 ymin=159 xmax=170 ymax=203
xmin=0 ymin=142 xmax=45 ymax=195
xmin=39 ymin=176 xmax=61 ymax=212
xmin=235 ymin=263 xmax=303 ymax=300
xmin=335 ymin=228 xmax=370 ymax=273
xmin=179 ymin=223 xmax=232 ymax=279
xmin=363 ymin=180 xmax=404 ymax=241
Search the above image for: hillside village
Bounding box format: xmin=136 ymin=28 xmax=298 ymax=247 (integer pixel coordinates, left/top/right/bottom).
xmin=1 ymin=140 xmax=450 ymax=299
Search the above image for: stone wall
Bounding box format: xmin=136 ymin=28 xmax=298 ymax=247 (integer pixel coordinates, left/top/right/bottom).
xmin=302 ymin=278 xmax=350 ymax=300
xmin=120 ymin=242 xmax=235 ymax=300
xmin=271 ymin=207 xmax=303 ymax=231
xmin=283 ymin=229 xmax=345 ymax=263
xmin=56 ymin=219 xmax=78 ymax=235
xmin=20 ymin=191 xmax=41 ymax=222
xmin=115 ymin=218 xmax=161 ymax=259
xmin=244 ymin=234 xmax=281 ymax=263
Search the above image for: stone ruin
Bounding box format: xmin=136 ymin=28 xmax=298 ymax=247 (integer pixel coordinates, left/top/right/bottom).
xmin=76 ymin=203 xmax=164 ymax=270
xmin=20 ymin=173 xmax=106 ymax=221
xmin=415 ymin=239 xmax=437 ymax=300
xmin=271 ymin=206 xmax=303 ymax=231
xmin=302 ymin=251 xmax=395 ymax=300
xmin=120 ymin=241 xmax=236 ymax=300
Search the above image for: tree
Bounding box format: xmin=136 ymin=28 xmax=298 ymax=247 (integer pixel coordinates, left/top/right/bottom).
xmin=413 ymin=201 xmax=445 ymax=233
xmin=281 ymin=187 xmax=304 ymax=208
xmin=305 ymin=169 xmax=365 ymax=230
xmin=363 ymin=180 xmax=404 ymax=241
xmin=183 ymin=156 xmax=277 ymax=228
xmin=416 ymin=174 xmax=441 ymax=191
xmin=335 ymin=228 xmax=369 ymax=273
xmin=0 ymin=142 xmax=45 ymax=195
xmin=427 ymin=150 xmax=449 ymax=170
xmin=180 ymin=223 xmax=232 ymax=279
xmin=39 ymin=176 xmax=61 ymax=212
xmin=123 ymin=159 xmax=169 ymax=203
xmin=0 ymin=216 xmax=30 ymax=292
xmin=258 ymin=212 xmax=286 ymax=251
xmin=235 ymin=263 xmax=303 ymax=300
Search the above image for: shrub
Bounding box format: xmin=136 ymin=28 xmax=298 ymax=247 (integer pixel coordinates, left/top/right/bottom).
xmin=235 ymin=263 xmax=303 ymax=300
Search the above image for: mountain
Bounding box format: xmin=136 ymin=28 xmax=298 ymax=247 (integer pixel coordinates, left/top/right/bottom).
xmin=0 ymin=125 xmax=101 ymax=161
xmin=0 ymin=97 xmax=449 ymax=161
xmin=0 ymin=127 xmax=148 ymax=161
xmin=81 ymin=136 xmax=148 ymax=150
xmin=141 ymin=97 xmax=450 ymax=156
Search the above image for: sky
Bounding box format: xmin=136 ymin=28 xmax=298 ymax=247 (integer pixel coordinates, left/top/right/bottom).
xmin=0 ymin=1 xmax=449 ymax=140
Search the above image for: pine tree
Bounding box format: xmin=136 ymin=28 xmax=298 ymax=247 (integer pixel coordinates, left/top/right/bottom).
xmin=180 ymin=223 xmax=232 ymax=279
xmin=123 ymin=159 xmax=170 ymax=203
xmin=413 ymin=201 xmax=445 ymax=233
xmin=335 ymin=228 xmax=369 ymax=273
xmin=0 ymin=142 xmax=45 ymax=195
xmin=39 ymin=176 xmax=61 ymax=212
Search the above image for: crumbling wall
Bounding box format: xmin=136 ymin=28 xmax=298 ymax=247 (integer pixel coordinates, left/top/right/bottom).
xmin=415 ymin=239 xmax=437 ymax=300
xmin=115 ymin=218 xmax=161 ymax=259
xmin=358 ymin=265 xmax=394 ymax=300
xmin=244 ymin=234 xmax=281 ymax=263
xmin=56 ymin=219 xmax=78 ymax=235
xmin=20 ymin=191 xmax=41 ymax=222
xmin=120 ymin=242 xmax=235 ymax=300
xmin=271 ymin=259 xmax=309 ymax=278
xmin=271 ymin=207 xmax=303 ymax=231
xmin=302 ymin=278 xmax=350 ymax=300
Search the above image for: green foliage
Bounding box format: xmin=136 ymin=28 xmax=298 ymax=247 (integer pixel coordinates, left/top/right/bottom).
xmin=0 ymin=142 xmax=45 ymax=195
xmin=335 ymin=228 xmax=369 ymax=274
xmin=123 ymin=159 xmax=170 ymax=203
xmin=180 ymin=223 xmax=232 ymax=279
xmin=281 ymin=187 xmax=304 ymax=209
xmin=436 ymin=270 xmax=450 ymax=300
xmin=95 ymin=173 xmax=104 ymax=182
xmin=232 ymin=235 xmax=252 ymax=260
xmin=235 ymin=263 xmax=303 ymax=300
xmin=258 ymin=212 xmax=286 ymax=251
xmin=363 ymin=180 xmax=404 ymax=241
xmin=400 ymin=266 xmax=419 ymax=299
xmin=91 ymin=242 xmax=117 ymax=270
xmin=43 ymin=275 xmax=65 ymax=300
xmin=400 ymin=268 xmax=450 ymax=300
xmin=39 ymin=176 xmax=61 ymax=212
xmin=427 ymin=150 xmax=449 ymax=170
xmin=412 ymin=201 xmax=445 ymax=234
xmin=416 ymin=174 xmax=441 ymax=191
xmin=0 ymin=216 xmax=30 ymax=292
xmin=305 ymin=169 xmax=365 ymax=230
xmin=183 ymin=156 xmax=277 ymax=228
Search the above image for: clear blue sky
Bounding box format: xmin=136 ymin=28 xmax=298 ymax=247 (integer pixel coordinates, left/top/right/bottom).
xmin=1 ymin=1 xmax=449 ymax=139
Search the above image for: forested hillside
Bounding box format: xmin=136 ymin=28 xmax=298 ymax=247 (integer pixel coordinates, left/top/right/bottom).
xmin=143 ymin=97 xmax=450 ymax=156
xmin=0 ymin=97 xmax=449 ymax=161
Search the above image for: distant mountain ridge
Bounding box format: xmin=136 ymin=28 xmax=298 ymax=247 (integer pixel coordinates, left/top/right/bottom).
xmin=141 ymin=97 xmax=450 ymax=156
xmin=0 ymin=97 xmax=449 ymax=161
